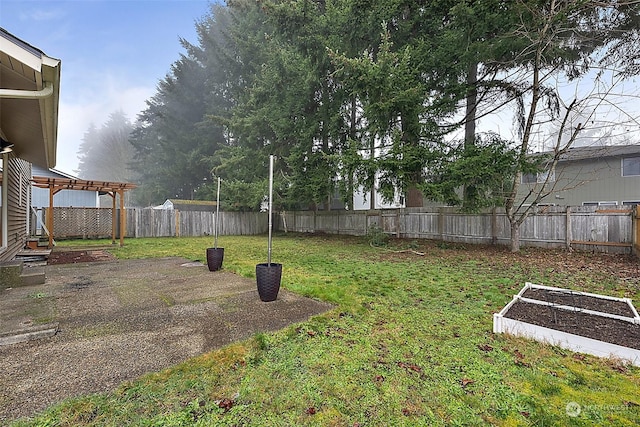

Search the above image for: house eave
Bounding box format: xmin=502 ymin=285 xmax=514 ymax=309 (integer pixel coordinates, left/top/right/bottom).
xmin=0 ymin=27 xmax=61 ymax=169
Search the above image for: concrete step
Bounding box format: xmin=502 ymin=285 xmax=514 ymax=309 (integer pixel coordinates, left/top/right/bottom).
xmin=0 ymin=261 xmax=46 ymax=289
xmin=0 ymin=322 xmax=59 ymax=346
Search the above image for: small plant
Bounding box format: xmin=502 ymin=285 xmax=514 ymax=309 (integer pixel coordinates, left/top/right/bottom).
xmin=366 ymin=224 xmax=389 ymax=247
xmin=28 ymin=292 xmax=47 ymax=299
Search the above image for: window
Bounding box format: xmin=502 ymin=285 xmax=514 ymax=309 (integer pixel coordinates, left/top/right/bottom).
xmin=622 ymin=157 xmax=640 ymax=177
xmin=521 ymin=170 xmax=555 ymax=184
xmin=583 ymin=201 xmax=618 ymax=207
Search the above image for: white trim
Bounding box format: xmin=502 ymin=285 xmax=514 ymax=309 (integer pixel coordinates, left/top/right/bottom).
xmin=493 ymin=315 xmax=640 ymax=366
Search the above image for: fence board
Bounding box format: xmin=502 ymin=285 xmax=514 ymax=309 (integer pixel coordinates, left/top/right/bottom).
xmin=37 ymin=206 xmax=636 ymax=254
xmin=275 ymin=207 xmax=634 ymax=254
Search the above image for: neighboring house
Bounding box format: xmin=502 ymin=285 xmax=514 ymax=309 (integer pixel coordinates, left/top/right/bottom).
xmin=519 ymin=144 xmax=640 ymax=208
xmin=1 ymin=28 xmax=61 ymax=262
xmin=156 ymin=199 xmax=218 ymax=212
xmin=353 ymin=186 xmax=405 ymax=210
xmin=31 ymin=166 xmax=99 ymax=208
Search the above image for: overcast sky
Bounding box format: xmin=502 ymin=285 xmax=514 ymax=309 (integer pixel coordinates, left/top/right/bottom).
xmin=1 ymin=0 xmax=212 ymax=175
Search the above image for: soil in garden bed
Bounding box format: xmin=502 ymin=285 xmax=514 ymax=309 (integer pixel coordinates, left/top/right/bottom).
xmin=504 ymin=300 xmax=640 ymax=351
xmin=521 ymin=288 xmax=637 ymax=318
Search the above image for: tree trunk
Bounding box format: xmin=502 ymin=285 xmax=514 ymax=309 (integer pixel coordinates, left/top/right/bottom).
xmin=510 ymin=221 xmax=521 ymax=253
xmin=406 ymin=186 xmax=424 ymax=208
xmin=463 ymin=61 xmax=478 ymax=210
xmin=464 ymin=61 xmax=477 ymax=146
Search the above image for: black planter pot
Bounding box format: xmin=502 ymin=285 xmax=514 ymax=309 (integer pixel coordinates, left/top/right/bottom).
xmin=255 ymin=263 xmax=282 ymax=302
xmin=206 ymin=247 xmax=224 ymax=271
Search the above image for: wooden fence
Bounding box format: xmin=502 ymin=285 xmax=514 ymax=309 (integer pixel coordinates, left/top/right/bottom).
xmin=37 ymin=205 xmax=637 ymax=254
xmin=126 ymin=208 xmax=268 ymax=238
xmin=279 ymin=206 xmax=636 ymax=254
xmin=36 ymin=207 xmax=268 ymax=239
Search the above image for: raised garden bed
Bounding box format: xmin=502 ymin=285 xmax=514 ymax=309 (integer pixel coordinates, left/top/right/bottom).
xmin=494 ymin=283 xmax=640 ymax=366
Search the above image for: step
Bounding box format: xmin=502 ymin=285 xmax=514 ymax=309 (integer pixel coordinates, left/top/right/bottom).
xmin=0 ymin=261 xmax=46 ymax=289
xmin=0 ymin=261 xmax=23 ymax=290
xmin=0 ymin=323 xmax=59 ymax=346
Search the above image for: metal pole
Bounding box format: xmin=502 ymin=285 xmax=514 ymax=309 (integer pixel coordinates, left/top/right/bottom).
xmin=214 ymin=177 xmax=221 ymax=248
xmin=268 ymin=155 xmax=274 ymax=265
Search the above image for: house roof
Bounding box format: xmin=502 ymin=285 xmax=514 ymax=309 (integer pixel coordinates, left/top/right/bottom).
xmin=555 ymin=144 xmax=640 ymax=162
xmin=31 ymin=165 xmax=79 ymax=180
xmin=0 ymin=27 xmax=61 ymax=168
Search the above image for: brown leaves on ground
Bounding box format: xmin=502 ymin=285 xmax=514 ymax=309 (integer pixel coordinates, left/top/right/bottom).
xmin=376 ymin=239 xmax=640 ymax=292
xmin=397 ymin=361 xmax=422 ymax=373
xmin=216 ymin=398 xmax=234 ymax=413
xmin=477 ymin=344 xmax=494 ymax=352
xmin=461 ymin=378 xmax=475 ymax=388
xmin=512 ymin=348 xmax=531 ymax=368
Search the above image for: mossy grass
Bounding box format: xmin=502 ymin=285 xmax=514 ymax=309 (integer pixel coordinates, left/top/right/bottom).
xmin=17 ymin=234 xmax=640 ymax=426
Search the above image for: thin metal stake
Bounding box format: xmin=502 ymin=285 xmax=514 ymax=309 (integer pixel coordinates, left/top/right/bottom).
xmin=268 ymin=155 xmax=274 ymax=266
xmin=214 ymin=176 xmax=221 ymax=248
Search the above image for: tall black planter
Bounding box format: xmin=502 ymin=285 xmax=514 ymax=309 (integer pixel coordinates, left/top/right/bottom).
xmin=256 ymin=263 xmax=282 ymax=302
xmin=206 ymin=247 xmax=224 ymax=271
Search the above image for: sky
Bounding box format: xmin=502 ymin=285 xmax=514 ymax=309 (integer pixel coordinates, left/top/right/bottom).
xmin=2 ymin=1 xmax=639 ymax=177
xmin=1 ymin=0 xmax=214 ymax=175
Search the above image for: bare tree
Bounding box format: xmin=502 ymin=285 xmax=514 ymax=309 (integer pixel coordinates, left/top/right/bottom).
xmin=502 ymin=0 xmax=640 ymax=252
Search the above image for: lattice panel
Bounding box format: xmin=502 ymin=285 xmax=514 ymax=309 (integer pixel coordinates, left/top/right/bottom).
xmin=51 ymin=208 xmax=113 ymax=238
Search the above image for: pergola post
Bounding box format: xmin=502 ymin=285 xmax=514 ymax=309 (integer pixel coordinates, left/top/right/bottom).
xmin=119 ymin=189 xmax=125 ymax=247
xmin=46 ymin=185 xmax=62 ymax=249
xmin=111 ymin=192 xmax=116 ymax=245
xmin=47 ymin=185 xmax=54 ymax=248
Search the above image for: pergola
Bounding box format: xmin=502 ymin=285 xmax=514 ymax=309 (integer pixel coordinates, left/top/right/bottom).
xmin=31 ymin=176 xmax=137 ymax=248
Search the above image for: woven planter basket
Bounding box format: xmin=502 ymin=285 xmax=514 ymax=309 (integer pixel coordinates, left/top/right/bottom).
xmin=206 ymin=247 xmax=224 ymax=271
xmin=256 ymin=263 xmax=282 ymax=302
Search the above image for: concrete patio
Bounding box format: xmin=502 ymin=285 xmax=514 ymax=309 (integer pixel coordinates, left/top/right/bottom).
xmin=0 ymin=256 xmax=333 ymax=422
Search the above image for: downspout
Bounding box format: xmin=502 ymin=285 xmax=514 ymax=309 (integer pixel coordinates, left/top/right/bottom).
xmin=1 ymin=152 xmax=8 ymax=251
xmin=0 ymin=81 xmax=53 ymax=99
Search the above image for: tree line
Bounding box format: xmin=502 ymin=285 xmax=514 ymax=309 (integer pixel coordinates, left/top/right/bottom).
xmin=77 ymin=0 xmax=640 ymax=251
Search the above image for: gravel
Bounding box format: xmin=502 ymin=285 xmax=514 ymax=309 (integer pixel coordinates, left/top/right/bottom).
xmin=0 ymin=256 xmax=333 ymax=422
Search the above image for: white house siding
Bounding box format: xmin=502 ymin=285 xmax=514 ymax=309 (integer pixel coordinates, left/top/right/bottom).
xmin=31 ymin=187 xmax=98 ymax=209
xmin=31 ymin=166 xmax=98 ymax=208
xmin=353 ymin=185 xmax=405 ymax=210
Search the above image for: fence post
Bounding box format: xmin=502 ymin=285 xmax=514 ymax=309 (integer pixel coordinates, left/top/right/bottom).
xmin=634 ymin=205 xmax=639 ymax=256
xmin=438 ymin=207 xmax=445 ymax=242
xmin=491 ymin=207 xmax=497 ymax=245
xmin=566 ymin=207 xmax=572 ymax=250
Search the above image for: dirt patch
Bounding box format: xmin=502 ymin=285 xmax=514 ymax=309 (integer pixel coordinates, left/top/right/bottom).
xmin=0 ymin=256 xmax=333 ymax=422
xmin=504 ymin=287 xmax=640 ymax=350
xmin=47 ymin=249 xmax=116 ymax=264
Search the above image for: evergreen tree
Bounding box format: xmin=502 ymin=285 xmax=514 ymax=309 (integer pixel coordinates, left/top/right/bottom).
xmin=75 ymin=110 xmax=135 ymax=182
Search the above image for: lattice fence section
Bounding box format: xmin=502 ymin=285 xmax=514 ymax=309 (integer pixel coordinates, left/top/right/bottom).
xmin=49 ymin=207 xmax=113 ymax=238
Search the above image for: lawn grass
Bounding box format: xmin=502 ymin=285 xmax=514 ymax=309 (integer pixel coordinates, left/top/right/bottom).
xmin=14 ymin=234 xmax=640 ymax=426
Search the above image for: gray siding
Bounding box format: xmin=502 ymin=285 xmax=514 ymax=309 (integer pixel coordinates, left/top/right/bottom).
xmin=1 ymin=156 xmax=31 ymax=262
xmin=519 ymin=153 xmax=640 ymax=206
